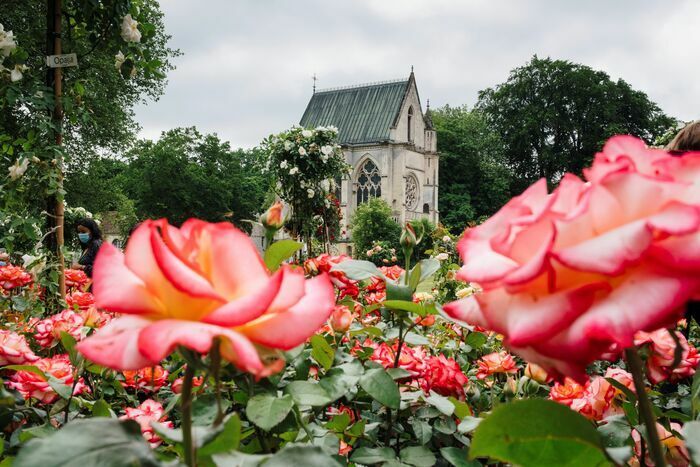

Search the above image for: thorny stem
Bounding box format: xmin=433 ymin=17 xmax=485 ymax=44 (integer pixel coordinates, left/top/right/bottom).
xmin=625 ymin=347 xmax=666 ymax=467
xmin=181 ymin=364 xmax=196 ymax=467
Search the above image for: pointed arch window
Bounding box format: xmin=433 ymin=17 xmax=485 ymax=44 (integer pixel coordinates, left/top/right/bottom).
xmin=407 ymin=106 xmax=414 ymax=142
xmin=356 ymin=159 xmax=381 ymax=205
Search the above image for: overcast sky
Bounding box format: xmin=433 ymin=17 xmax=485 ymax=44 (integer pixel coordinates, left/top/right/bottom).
xmin=134 ymin=0 xmax=700 ymax=148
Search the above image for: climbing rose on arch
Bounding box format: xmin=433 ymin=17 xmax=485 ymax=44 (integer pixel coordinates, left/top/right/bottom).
xmin=444 ymin=136 xmax=700 ymax=380
xmin=76 ymin=219 xmax=335 ymax=377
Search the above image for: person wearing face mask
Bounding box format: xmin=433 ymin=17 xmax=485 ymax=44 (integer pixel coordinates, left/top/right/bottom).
xmin=72 ymin=218 xmax=103 ymax=278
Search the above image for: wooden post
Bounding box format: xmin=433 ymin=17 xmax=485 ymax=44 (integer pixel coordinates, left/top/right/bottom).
xmin=46 ymin=0 xmax=66 ymax=299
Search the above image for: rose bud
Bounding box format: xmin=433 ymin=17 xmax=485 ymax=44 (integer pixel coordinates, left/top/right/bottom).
xmin=330 ymin=305 xmax=353 ymax=333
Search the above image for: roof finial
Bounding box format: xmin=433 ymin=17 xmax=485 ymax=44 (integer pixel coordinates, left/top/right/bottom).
xmin=410 ymin=65 xmax=414 ymax=74
xmin=312 ymin=73 xmax=317 ymax=94
xmin=426 ymin=98 xmax=430 ymax=111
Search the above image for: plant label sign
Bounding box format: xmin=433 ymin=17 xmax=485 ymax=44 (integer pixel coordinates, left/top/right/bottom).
xmin=45 ymin=53 xmax=78 ymax=68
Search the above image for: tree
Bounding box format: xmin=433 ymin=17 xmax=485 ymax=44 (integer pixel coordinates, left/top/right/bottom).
xmin=350 ymin=198 xmax=401 ymax=260
xmin=120 ymin=128 xmax=267 ymax=228
xmin=477 ymin=56 xmax=676 ymax=193
xmin=432 ymin=105 xmax=512 ymax=232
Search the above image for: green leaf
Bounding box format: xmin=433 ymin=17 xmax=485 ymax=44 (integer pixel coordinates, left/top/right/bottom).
xmin=457 ymin=416 xmax=482 ymax=434
xmin=470 ymin=399 xmax=610 ymax=467
xmin=605 ymin=378 xmax=636 ymax=403
xmin=246 ymin=394 xmax=293 ymax=431
xmin=350 ymin=447 xmax=396 ymax=464
xmin=449 ymin=397 xmax=473 ymax=419
xmin=285 ymin=381 xmax=332 ymax=407
xmin=465 ymin=332 xmax=487 ymax=349
xmin=408 ymin=263 xmax=422 ymax=291
xmin=411 ymin=419 xmax=433 ymax=445
xmin=14 ymin=419 xmax=158 ymax=467
xmin=683 ymin=421 xmax=700 ymax=465
xmin=3 ymin=365 xmax=47 ymax=380
xmin=325 ymin=413 xmax=351 ymax=433
xmin=440 ymin=447 xmax=481 ymax=467
xmin=211 ymin=451 xmax=269 ymax=466
xmin=386 ymin=282 xmax=414 ymax=302
xmin=193 ymin=394 xmax=232 ymax=426
xmin=91 ymin=399 xmax=113 ymax=418
xmin=417 ymin=259 xmax=440 ymax=283
xmin=47 ymin=376 xmax=73 ymax=400
xmin=387 ymin=367 xmax=413 ymax=380
xmin=383 ymin=300 xmax=426 ymax=316
xmin=199 ymin=414 xmax=242 ymax=456
xmin=265 ymin=444 xmax=342 ymax=467
xmin=597 ymin=415 xmax=631 ymax=448
xmin=424 ymin=391 xmax=455 ymax=416
xmin=59 ymin=332 xmax=80 ymax=365
xmin=360 ymin=368 xmax=400 ymax=409
xmin=332 ymin=259 xmax=383 ymax=280
xmin=400 ymin=446 xmax=436 ymax=467
xmin=691 ymin=368 xmax=700 ymax=418
xmin=264 ymin=239 xmax=302 ymax=272
xmin=310 ymin=335 xmax=335 ymax=371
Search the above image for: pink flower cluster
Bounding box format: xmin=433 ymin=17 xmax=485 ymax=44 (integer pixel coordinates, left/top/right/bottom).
xmin=351 ymin=338 xmax=469 ymax=399
xmin=634 ymin=328 xmax=700 ymax=384
xmin=0 ymin=264 xmax=32 ymax=291
xmin=0 ymin=329 xmax=39 ymax=365
xmin=122 ymin=365 xmax=169 ymax=392
xmin=7 ymin=354 xmax=88 ymax=404
xmin=120 ymin=399 xmax=173 ymax=448
xmin=33 ymin=310 xmax=84 ymax=348
xmin=550 ymin=367 xmax=634 ymax=421
xmin=475 ymin=351 xmax=519 ymax=380
xmin=304 ymin=254 xmax=359 ymax=299
xmin=64 ymin=268 xmax=89 ymax=290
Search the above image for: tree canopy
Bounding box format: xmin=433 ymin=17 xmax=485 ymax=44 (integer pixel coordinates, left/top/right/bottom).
xmin=476 ymin=56 xmax=676 ymax=193
xmin=432 ymin=105 xmax=512 ymax=232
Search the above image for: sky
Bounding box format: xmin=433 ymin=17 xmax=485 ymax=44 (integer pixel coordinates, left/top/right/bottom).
xmin=134 ymin=0 xmax=700 ymax=149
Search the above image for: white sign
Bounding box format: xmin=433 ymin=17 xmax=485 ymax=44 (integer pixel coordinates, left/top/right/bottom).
xmin=45 ymin=53 xmax=78 ymax=68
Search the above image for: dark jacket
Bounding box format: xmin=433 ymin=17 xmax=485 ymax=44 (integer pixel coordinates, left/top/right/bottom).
xmin=78 ymin=240 xmax=102 ymax=277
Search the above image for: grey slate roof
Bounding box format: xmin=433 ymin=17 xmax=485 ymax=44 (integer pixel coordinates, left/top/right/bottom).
xmin=300 ymin=78 xmax=410 ymax=145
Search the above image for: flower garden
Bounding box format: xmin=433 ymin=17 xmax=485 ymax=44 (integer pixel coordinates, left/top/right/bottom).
xmin=0 ymin=134 xmax=698 ymax=467
xmin=2 ymin=3 xmax=700 ymax=467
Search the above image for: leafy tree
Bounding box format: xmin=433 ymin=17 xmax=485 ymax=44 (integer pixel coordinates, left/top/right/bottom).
xmin=121 ymin=128 xmax=267 ymax=228
xmin=350 ymin=198 xmax=401 ymax=260
xmin=477 ymin=56 xmax=676 ymax=193
xmin=432 ymin=105 xmax=512 ymax=232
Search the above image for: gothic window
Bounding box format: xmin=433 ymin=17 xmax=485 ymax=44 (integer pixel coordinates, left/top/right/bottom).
xmin=405 ymin=174 xmax=419 ymax=210
xmin=356 ymin=159 xmax=381 ymax=205
xmin=423 ymin=203 xmax=430 ymax=214
xmin=407 ymin=106 xmax=414 ymax=142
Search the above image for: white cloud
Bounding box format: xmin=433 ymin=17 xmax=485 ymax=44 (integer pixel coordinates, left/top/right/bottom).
xmin=135 ymin=0 xmax=699 ymax=148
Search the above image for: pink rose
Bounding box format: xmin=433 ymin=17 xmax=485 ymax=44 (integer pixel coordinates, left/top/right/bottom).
xmin=171 ymin=375 xmax=203 ymax=394
xmin=76 ymin=219 xmax=335 ymax=377
xmin=445 ymin=136 xmax=700 ymax=380
xmin=475 ymin=351 xmax=519 ymax=380
xmin=0 ymin=264 xmax=32 ymax=290
xmin=120 ymin=399 xmax=173 ymax=448
xmin=7 ymin=354 xmax=87 ymax=404
xmin=0 ymin=330 xmax=39 ymax=365
xmin=632 ymin=422 xmax=689 ymax=466
xmin=419 ymin=354 xmax=469 ymax=399
xmin=33 ymin=309 xmax=84 ymax=348
xmin=122 ymin=365 xmax=169 ymax=392
xmin=634 ymin=328 xmax=700 ymax=384
xmin=329 ymin=305 xmax=353 ymax=333
xmin=66 ymin=291 xmax=95 ymax=311
xmin=64 ymin=269 xmax=89 ymax=290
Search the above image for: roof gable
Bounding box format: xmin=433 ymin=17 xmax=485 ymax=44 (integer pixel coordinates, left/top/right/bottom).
xmin=300 ymin=78 xmax=410 ymax=145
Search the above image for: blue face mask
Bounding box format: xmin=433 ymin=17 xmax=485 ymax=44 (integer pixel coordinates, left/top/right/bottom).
xmin=0 ymin=262 xmax=5 ymax=267
xmin=78 ymin=232 xmax=91 ymax=244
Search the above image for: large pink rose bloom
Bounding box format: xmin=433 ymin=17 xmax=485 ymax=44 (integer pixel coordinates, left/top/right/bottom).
xmin=76 ymin=219 xmax=335 ymax=377
xmin=444 ymin=136 xmax=700 ymax=380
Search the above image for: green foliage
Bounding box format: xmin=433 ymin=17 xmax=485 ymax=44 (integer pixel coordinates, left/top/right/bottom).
xmin=351 ymin=198 xmax=401 ymax=259
xmin=477 ymin=55 xmax=677 ymax=194
xmin=119 ymin=127 xmax=267 ymax=228
xmin=431 ymin=105 xmax=512 ymax=232
xmin=14 ymin=418 xmax=159 ymax=467
xmin=470 ymin=399 xmax=610 ymax=466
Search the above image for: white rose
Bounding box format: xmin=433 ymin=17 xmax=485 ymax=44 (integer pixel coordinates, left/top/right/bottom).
xmin=289 ymin=167 xmax=299 ymax=175
xmin=280 ymin=160 xmax=288 ymax=169
xmin=120 ymin=14 xmax=142 ymax=43
xmin=442 ymin=235 xmax=451 ymax=243
xmin=284 ymin=141 xmax=293 ymax=151
xmin=301 ymin=129 xmax=313 ymax=138
xmin=298 ymin=146 xmax=307 ymax=156
xmin=114 ymin=51 xmax=126 ymax=70
xmin=320 ymin=154 xmax=328 ymax=163
xmin=366 ymin=250 xmax=373 ymax=257
xmin=307 ymin=188 xmax=315 ymax=198
xmin=456 ymin=287 xmax=475 ymax=299
xmin=321 ymin=145 xmax=333 ymax=156
xmin=8 ymin=158 xmax=29 ymax=180
xmin=320 ymin=180 xmax=330 ymax=192
xmin=435 ymin=252 xmax=449 ymax=261
xmin=9 ymin=64 xmax=26 ymax=82
xmin=0 ymin=24 xmax=17 ymax=57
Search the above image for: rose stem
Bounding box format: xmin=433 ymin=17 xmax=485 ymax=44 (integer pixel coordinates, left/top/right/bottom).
xmin=181 ymin=364 xmax=196 ymax=467
xmin=624 ymin=346 xmax=665 ymax=467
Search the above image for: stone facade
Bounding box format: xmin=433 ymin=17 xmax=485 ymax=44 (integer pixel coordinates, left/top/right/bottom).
xmin=300 ymin=73 xmax=438 ymax=252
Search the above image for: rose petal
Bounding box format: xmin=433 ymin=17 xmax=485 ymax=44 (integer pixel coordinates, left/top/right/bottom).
xmin=76 ymin=316 xmax=154 ymax=370
xmin=237 ymin=274 xmax=335 ymax=350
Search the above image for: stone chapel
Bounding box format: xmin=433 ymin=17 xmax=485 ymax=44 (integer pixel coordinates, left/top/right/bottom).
xmin=299 ymin=71 xmax=439 ymax=250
